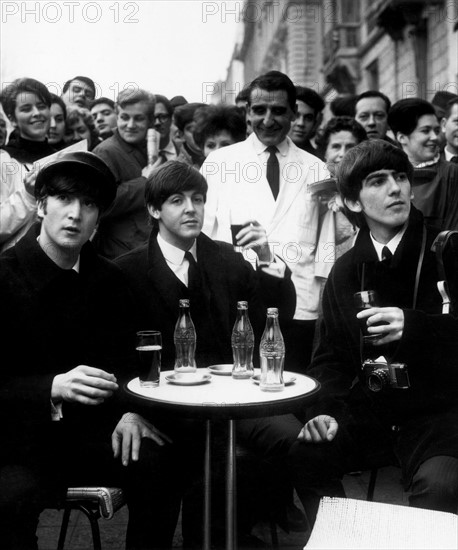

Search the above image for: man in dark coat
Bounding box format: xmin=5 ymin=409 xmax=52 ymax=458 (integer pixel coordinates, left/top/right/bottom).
xmin=288 ymin=140 xmax=458 ymax=524
xmin=115 ymin=161 xmax=302 ymax=547
xmin=0 ymin=152 xmax=174 ymax=550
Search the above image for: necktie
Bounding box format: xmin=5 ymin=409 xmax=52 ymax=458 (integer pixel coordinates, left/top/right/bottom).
xmin=266 ymin=146 xmax=280 ymax=200
xmin=185 ymin=251 xmax=199 ymax=292
xmin=450 ymin=156 xmax=458 ymax=164
xmin=381 ymin=246 xmax=393 ymax=266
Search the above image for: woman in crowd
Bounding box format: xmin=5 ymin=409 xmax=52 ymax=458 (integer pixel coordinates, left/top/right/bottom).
xmin=0 ymin=77 xmax=54 ymax=166
xmin=47 ymin=94 xmax=67 ymax=150
xmin=193 ymin=103 xmax=247 ymax=158
xmin=0 ymin=113 xmax=7 ymax=148
xmin=64 ymin=106 xmax=101 ymax=151
xmin=315 ymin=116 xmax=367 ymax=261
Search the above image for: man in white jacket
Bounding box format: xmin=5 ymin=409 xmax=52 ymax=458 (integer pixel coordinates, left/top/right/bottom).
xmin=201 ymin=70 xmax=330 ymax=372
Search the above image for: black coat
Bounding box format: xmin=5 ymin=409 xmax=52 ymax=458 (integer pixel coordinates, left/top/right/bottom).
xmin=308 ymin=207 xmax=458 ymax=483
xmin=115 ymin=230 xmax=296 ymax=370
xmin=0 ymin=224 xmax=137 ymax=469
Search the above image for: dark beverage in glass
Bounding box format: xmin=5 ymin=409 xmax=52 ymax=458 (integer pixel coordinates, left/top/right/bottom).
xmin=230 ymin=224 xmax=244 ymax=247
xmin=136 ymin=330 xmax=162 ymax=387
xmin=353 ymin=290 xmax=386 ymax=344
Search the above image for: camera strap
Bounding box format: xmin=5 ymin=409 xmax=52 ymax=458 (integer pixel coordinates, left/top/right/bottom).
xmin=431 ymin=230 xmax=458 ymax=314
xmin=412 ymin=225 xmax=427 ymax=310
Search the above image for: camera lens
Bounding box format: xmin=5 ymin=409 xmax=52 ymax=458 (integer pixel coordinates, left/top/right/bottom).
xmin=367 ymin=369 xmax=390 ymax=392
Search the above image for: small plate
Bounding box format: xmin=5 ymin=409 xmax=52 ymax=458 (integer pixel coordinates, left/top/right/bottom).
xmin=208 ymin=364 xmax=233 ymax=376
xmin=165 ymin=373 xmax=211 ymax=386
xmin=251 ymin=374 xmax=296 ymax=386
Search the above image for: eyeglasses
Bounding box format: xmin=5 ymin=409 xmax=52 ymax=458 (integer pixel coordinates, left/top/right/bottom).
xmin=154 ymin=114 xmax=170 ymax=123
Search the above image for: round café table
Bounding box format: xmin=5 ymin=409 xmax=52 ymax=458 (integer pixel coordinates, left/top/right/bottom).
xmin=126 ymin=369 xmax=320 ymax=550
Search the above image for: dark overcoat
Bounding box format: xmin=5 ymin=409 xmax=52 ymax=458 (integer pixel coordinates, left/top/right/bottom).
xmin=307 ymin=207 xmax=458 ymax=484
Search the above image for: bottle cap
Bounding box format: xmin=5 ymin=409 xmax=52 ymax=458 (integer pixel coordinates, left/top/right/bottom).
xmin=237 ymin=301 xmax=248 ymax=309
xmin=267 ymin=307 xmax=279 ymax=315
xmin=179 ymin=299 xmax=190 ymax=307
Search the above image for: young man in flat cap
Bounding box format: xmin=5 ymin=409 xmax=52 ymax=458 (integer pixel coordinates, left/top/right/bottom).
xmin=0 ymin=152 xmax=169 ymax=550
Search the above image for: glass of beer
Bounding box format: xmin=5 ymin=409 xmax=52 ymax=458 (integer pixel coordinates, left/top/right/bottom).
xmin=136 ymin=330 xmax=162 ymax=387
xmin=354 ymin=290 xmax=384 ymax=343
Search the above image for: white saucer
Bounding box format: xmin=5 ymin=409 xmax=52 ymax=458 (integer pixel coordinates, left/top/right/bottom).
xmin=208 ymin=364 xmax=233 ymax=376
xmin=165 ymin=373 xmax=211 ymax=386
xmin=251 ymin=374 xmax=296 ymax=386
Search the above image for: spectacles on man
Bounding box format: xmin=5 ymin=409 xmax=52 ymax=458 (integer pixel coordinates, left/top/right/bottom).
xmin=154 ymin=114 xmax=170 ymax=123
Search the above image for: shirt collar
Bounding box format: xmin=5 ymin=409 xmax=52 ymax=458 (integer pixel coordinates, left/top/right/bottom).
xmin=157 ymin=233 xmax=197 ymax=264
xmin=160 ymin=139 xmax=176 ymax=155
xmin=251 ymin=133 xmax=290 ymax=157
xmin=444 ymin=147 xmax=458 ymax=162
xmin=369 ymin=223 xmax=407 ymax=261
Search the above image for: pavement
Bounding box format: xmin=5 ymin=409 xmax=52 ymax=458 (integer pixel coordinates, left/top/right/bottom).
xmin=37 ymin=466 xmax=408 ymax=549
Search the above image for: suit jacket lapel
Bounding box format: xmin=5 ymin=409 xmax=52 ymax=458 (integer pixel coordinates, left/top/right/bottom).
xmin=147 ymin=234 xmax=185 ymax=317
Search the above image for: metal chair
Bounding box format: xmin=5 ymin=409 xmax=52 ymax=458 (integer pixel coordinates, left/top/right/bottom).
xmin=57 ymin=486 xmax=125 ymax=550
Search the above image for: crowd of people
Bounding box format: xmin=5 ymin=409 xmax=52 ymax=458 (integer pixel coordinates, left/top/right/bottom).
xmin=1 ymin=70 xmax=458 ymax=550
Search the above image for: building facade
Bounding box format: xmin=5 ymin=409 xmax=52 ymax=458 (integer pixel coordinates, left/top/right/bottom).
xmin=224 ymin=0 xmax=457 ymax=104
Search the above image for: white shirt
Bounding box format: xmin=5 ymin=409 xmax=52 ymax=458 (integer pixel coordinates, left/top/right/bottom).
xmin=444 ymin=147 xmax=458 ymax=162
xmin=160 ymin=139 xmax=178 ymax=161
xmin=157 ymin=233 xmax=196 ymax=287
xmin=370 ymin=224 xmax=407 ymax=261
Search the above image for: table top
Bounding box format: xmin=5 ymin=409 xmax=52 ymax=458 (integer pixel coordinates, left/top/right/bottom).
xmin=125 ymin=369 xmax=320 ymax=419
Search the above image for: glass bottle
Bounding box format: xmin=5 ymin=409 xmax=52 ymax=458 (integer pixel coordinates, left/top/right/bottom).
xmin=174 ymin=299 xmax=197 ymax=374
xmin=231 ymin=301 xmax=255 ymax=379
xmin=259 ymin=307 xmax=285 ymax=392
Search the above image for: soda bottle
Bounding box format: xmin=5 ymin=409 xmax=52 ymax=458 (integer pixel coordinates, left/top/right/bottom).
xmin=259 ymin=307 xmax=285 ymax=391
xmin=231 ymin=301 xmax=254 ymax=379
xmin=174 ymin=299 xmax=197 ymax=374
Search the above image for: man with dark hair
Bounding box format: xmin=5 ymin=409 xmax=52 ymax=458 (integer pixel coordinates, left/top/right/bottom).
xmin=174 ymin=102 xmax=207 ymax=169
xmin=388 ymin=97 xmax=458 ymax=230
xmin=92 ymin=88 xmax=158 ymax=259
xmin=289 ymin=86 xmax=325 ymax=158
xmin=61 ymin=75 xmax=96 ymax=109
xmin=288 ymin=139 xmax=458 ymax=526
xmin=115 ymin=160 xmax=300 ymax=547
xmin=90 ymin=97 xmax=118 ymax=140
xmin=0 ymin=151 xmax=172 ymax=550
xmin=202 ymin=70 xmax=330 ymax=373
xmin=154 ymin=94 xmax=178 ymax=162
xmin=441 ymin=98 xmax=458 ymax=163
xmin=354 ymin=90 xmax=392 ymax=141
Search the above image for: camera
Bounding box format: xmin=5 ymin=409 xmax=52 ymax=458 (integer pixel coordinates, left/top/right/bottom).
xmin=362 ymin=359 xmax=410 ymax=392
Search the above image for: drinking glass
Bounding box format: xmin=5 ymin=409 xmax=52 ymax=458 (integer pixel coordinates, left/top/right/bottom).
xmin=136 ymin=330 xmax=162 ymax=387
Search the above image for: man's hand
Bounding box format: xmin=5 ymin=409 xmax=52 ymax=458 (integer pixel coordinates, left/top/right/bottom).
xmin=141 ymin=158 xmax=163 ymax=179
xmin=235 ymin=220 xmax=272 ymax=263
xmin=51 ymin=365 xmax=118 ymax=406
xmin=297 ymin=415 xmax=338 ymax=443
xmin=23 ymin=168 xmax=38 ymax=195
xmin=112 ymin=412 xmax=173 ymax=466
xmin=357 ymin=307 xmax=404 ymax=345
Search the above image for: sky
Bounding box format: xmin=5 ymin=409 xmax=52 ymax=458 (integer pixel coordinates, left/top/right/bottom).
xmin=1 ymin=0 xmax=242 ymax=103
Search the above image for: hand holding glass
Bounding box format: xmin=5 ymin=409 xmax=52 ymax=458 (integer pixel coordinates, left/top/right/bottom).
xmin=136 ymin=331 xmax=162 ymax=387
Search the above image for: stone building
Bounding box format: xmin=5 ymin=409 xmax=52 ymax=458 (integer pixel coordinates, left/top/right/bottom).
xmin=224 ymin=0 xmax=457 ymax=104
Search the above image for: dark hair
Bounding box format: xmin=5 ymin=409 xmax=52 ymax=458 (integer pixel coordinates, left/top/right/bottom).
xmin=388 ymin=98 xmax=436 ymax=136
xmin=173 ymin=103 xmax=207 ymax=132
xmin=330 ymin=94 xmax=357 ymax=117
xmin=315 ymin=116 xmax=367 ymax=158
xmin=355 ymin=90 xmax=391 ymax=113
xmin=336 ymin=139 xmax=413 ymax=204
xmin=235 ymin=87 xmax=251 ymax=104
xmin=62 ymin=76 xmax=96 ymax=98
xmin=0 ymin=77 xmax=52 ymax=119
xmin=295 ymin=86 xmax=325 ymax=115
xmin=193 ymin=104 xmax=246 ymax=149
xmin=170 ymin=95 xmax=188 ymax=110
xmin=247 ymin=71 xmax=296 ymax=111
xmin=145 ymin=161 xmax=208 ymax=212
xmin=154 ymin=94 xmax=173 ymax=116
xmin=50 ymin=93 xmax=67 ymax=119
xmin=65 ymin=106 xmax=99 ymax=150
xmin=444 ymin=98 xmax=458 ymax=120
xmin=36 ymin=171 xmax=108 ymax=211
xmin=116 ymin=88 xmax=156 ymax=123
xmin=90 ymin=97 xmax=115 ymax=110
